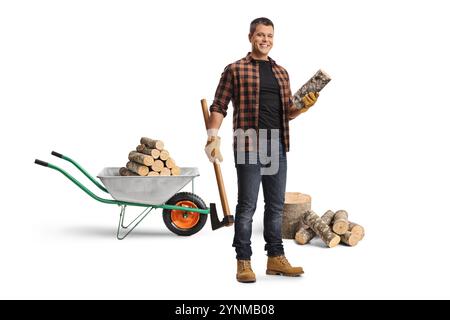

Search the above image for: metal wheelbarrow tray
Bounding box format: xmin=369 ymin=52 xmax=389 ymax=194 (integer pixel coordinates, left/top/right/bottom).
xmin=98 ymin=167 xmax=200 ymax=205
xmin=35 ymin=151 xmax=227 ymax=239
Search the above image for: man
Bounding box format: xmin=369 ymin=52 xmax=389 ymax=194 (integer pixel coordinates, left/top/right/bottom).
xmin=205 ymin=17 xmax=319 ymax=283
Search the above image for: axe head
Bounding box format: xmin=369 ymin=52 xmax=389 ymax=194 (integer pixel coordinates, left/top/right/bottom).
xmin=209 ymin=203 xmax=234 ymax=230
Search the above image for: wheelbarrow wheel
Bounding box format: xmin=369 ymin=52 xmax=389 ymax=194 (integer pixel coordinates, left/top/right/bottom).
xmin=162 ymin=192 xmax=208 ymax=236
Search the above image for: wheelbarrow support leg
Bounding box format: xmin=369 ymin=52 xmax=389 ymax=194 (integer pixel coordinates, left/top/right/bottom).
xmin=117 ymin=205 xmax=154 ymax=240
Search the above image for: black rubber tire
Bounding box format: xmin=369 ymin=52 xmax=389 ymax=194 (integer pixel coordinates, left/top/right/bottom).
xmin=162 ymin=192 xmax=208 ymax=236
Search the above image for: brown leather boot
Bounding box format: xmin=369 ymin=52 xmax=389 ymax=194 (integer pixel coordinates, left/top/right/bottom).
xmin=266 ymin=255 xmax=304 ymax=277
xmin=236 ymin=260 xmax=256 ymax=283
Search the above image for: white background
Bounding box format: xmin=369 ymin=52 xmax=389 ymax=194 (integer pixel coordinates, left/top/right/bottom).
xmin=1 ymin=0 xmax=449 ymax=299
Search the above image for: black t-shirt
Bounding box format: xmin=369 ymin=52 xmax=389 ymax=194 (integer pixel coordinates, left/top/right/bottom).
xmin=257 ymin=60 xmax=282 ymax=130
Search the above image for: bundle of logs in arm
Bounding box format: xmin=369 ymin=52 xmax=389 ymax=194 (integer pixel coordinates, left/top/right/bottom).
xmin=119 ymin=137 xmax=181 ymax=176
xmin=282 ymin=192 xmax=365 ymax=248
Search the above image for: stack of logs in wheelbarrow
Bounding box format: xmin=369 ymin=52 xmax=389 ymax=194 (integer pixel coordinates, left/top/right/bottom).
xmin=119 ymin=137 xmax=181 ymax=177
xmin=282 ymin=192 xmax=365 ymax=248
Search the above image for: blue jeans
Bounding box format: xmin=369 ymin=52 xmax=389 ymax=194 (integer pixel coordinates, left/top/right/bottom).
xmin=232 ymin=139 xmax=287 ymax=260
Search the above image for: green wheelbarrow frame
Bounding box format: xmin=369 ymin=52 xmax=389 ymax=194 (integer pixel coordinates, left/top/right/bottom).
xmin=35 ymin=151 xmax=227 ymax=239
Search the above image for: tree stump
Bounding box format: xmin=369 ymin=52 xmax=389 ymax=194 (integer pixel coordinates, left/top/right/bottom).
xmin=282 ymin=192 xmax=311 ymax=239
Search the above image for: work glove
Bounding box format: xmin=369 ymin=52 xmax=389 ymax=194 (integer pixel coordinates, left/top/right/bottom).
xmin=205 ymin=136 xmax=223 ymax=163
xmin=301 ymin=92 xmax=319 ymax=110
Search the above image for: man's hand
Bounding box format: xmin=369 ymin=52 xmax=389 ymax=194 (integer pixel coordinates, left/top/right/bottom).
xmin=205 ymin=136 xmax=223 ymax=163
xmin=289 ymin=91 xmax=320 ymax=120
xmin=301 ymin=92 xmax=319 ymax=109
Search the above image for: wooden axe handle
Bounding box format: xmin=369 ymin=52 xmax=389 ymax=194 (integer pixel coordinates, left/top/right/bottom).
xmin=201 ymin=99 xmax=232 ymax=217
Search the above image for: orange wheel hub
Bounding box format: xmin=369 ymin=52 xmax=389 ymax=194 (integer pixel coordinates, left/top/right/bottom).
xmin=170 ymin=200 xmax=200 ymax=229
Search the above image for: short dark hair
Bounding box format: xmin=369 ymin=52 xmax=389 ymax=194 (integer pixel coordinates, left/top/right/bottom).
xmin=249 ymin=17 xmax=274 ymax=36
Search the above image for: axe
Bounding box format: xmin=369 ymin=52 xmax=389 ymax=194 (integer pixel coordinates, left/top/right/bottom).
xmin=201 ymin=99 xmax=234 ymax=230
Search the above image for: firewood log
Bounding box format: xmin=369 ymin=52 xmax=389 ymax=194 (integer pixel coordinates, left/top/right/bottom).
xmin=292 ymin=69 xmax=331 ymax=110
xmin=119 ymin=167 xmax=138 ymax=176
xmin=136 ymin=144 xmax=160 ymax=159
xmin=348 ymin=222 xmax=365 ymax=239
xmin=170 ymin=166 xmax=181 ymax=176
xmin=126 ymin=161 xmax=149 ymax=176
xmin=147 ymin=171 xmax=160 ymax=176
xmin=295 ymin=210 xmax=335 ymax=245
xmin=165 ymin=157 xmax=176 ymax=169
xmin=160 ymin=167 xmax=171 ymax=176
xmin=159 ymin=150 xmax=170 ymax=161
xmin=151 ymin=159 xmax=164 ymax=172
xmin=140 ymin=137 xmax=164 ymax=150
xmin=128 ymin=151 xmax=154 ymax=166
xmin=302 ymin=210 xmax=340 ymax=248
xmin=340 ymin=231 xmax=361 ymax=246
xmin=332 ymin=210 xmax=349 ymax=235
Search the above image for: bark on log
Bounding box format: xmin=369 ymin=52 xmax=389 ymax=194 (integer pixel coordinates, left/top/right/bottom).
xmin=171 ymin=166 xmax=181 ymax=176
xmin=348 ymin=221 xmax=365 ymax=239
xmin=340 ymin=232 xmax=361 ymax=246
xmin=159 ymin=150 xmax=170 ymax=161
xmin=128 ymin=151 xmax=154 ymax=166
xmin=165 ymin=157 xmax=176 ymax=169
xmin=282 ymin=192 xmax=311 ymax=239
xmin=147 ymin=171 xmax=160 ymax=176
xmin=332 ymin=210 xmax=349 ymax=235
xmin=151 ymin=159 xmax=164 ymax=172
xmin=126 ymin=161 xmax=149 ymax=176
xmin=136 ymin=144 xmax=160 ymax=159
xmin=119 ymin=167 xmax=138 ymax=176
xmin=292 ymin=69 xmax=332 ymax=110
xmin=295 ymin=210 xmax=335 ymax=245
xmin=140 ymin=137 xmax=164 ymax=150
xmin=160 ymin=167 xmax=171 ymax=176
xmin=302 ymin=210 xmax=340 ymax=248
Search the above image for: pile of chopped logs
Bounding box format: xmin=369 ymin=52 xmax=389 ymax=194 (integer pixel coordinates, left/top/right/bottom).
xmin=119 ymin=137 xmax=181 ymax=176
xmin=282 ymin=192 xmax=365 ymax=248
xmin=295 ymin=210 xmax=365 ymax=248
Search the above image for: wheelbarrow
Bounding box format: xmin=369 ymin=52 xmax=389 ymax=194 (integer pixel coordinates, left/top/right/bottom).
xmin=35 ymin=151 xmax=227 ymax=239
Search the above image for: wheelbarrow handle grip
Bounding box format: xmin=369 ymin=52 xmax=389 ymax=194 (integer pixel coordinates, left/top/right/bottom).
xmin=51 ymin=151 xmax=63 ymax=158
xmin=35 ymin=159 xmax=48 ymax=167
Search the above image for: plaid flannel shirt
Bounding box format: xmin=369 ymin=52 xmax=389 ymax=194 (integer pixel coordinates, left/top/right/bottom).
xmin=210 ymin=52 xmax=294 ymax=152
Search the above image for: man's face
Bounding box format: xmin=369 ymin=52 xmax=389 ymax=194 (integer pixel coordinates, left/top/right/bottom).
xmin=249 ymin=24 xmax=274 ymax=57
